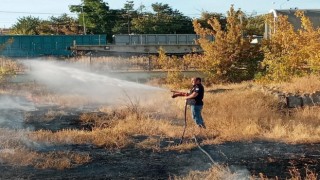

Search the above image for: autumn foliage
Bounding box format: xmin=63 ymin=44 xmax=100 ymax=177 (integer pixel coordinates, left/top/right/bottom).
xmin=261 ymin=11 xmax=320 ymax=82
xmin=193 ymin=5 xmax=263 ymax=82
xmin=192 ymin=5 xmax=320 ymax=83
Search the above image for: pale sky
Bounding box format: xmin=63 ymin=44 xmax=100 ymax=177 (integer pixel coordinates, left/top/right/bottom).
xmin=0 ymin=0 xmax=319 ymax=28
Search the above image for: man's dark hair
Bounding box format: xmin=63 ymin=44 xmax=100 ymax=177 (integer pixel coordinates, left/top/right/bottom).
xmin=195 ymin=77 xmax=202 ymax=83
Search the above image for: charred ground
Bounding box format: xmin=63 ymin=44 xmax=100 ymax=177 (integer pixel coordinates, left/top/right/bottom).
xmin=0 ymin=104 xmax=319 ymax=179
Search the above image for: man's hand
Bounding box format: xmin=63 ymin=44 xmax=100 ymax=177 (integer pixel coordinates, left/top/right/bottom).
xmin=171 ymin=90 xmax=187 ymax=98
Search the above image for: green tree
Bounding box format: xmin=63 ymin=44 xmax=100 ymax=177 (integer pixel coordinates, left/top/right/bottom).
xmin=245 ymin=14 xmax=266 ymax=36
xmin=193 ymin=5 xmax=262 ymax=82
xmin=49 ymin=14 xmax=80 ymax=34
xmin=38 ymin=14 xmax=81 ymax=35
xmin=196 ymin=12 xmax=227 ymax=31
xmin=70 ymin=0 xmax=119 ymax=41
xmin=131 ymin=3 xmax=193 ymax=34
xmin=112 ymin=1 xmax=138 ymax=34
xmin=10 ymin=16 xmax=41 ymax=35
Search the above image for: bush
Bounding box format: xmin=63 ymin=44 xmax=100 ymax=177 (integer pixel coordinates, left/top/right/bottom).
xmin=193 ymin=5 xmax=263 ymax=83
xmin=260 ymin=11 xmax=320 ymax=82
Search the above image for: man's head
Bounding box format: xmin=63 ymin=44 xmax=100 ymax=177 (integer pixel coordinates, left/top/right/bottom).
xmin=191 ymin=77 xmax=201 ymax=85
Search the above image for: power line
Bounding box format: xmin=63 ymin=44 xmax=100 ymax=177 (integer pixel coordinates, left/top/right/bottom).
xmin=0 ymin=10 xmax=76 ymax=16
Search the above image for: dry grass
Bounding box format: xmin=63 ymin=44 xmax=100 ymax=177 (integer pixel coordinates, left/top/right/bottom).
xmin=28 ymin=114 xmax=183 ymax=149
xmin=173 ymin=164 xmax=248 ymax=180
xmin=2 ymin=74 xmax=317 ymax=152
xmin=0 ymin=148 xmax=90 ymax=170
xmin=0 ymin=58 xmax=23 ymax=75
xmin=24 ymin=77 xmax=320 ymax=149
xmin=203 ymin=88 xmax=280 ymax=142
xmin=34 ymin=151 xmax=90 ymax=170
xmin=70 ymin=56 xmax=151 ymax=71
xmin=288 ymin=167 xmax=318 ymax=180
xmin=175 ymin=165 xmax=318 ymax=180
xmin=44 ymin=110 xmax=67 ymax=121
xmin=0 ymin=129 xmax=90 ymax=170
xmin=200 ymin=78 xmax=320 ymax=144
xmin=4 ymin=73 xmax=320 ymax=175
xmin=271 ymin=75 xmax=320 ymax=94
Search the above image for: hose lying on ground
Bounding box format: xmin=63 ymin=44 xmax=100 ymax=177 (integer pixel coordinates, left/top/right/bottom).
xmin=193 ymin=135 xmax=217 ymax=165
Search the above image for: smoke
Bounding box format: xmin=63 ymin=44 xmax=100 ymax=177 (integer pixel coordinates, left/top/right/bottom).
xmin=0 ymin=95 xmax=36 ymax=129
xmin=23 ymin=60 xmax=165 ymax=105
xmin=228 ymin=166 xmax=251 ymax=180
xmin=0 ymin=95 xmax=39 ymax=152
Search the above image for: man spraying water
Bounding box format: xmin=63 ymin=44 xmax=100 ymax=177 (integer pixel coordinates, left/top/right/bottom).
xmin=172 ymin=77 xmax=206 ymax=129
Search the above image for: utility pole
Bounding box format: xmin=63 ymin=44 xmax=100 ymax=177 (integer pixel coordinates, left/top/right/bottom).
xmin=127 ymin=10 xmax=130 ymax=34
xmin=81 ymin=5 xmax=86 ymax=35
xmin=124 ymin=0 xmax=134 ymax=34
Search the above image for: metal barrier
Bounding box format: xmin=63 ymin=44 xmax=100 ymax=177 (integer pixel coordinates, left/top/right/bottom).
xmin=0 ymin=35 xmax=107 ymax=57
xmin=114 ymin=34 xmax=214 ymax=45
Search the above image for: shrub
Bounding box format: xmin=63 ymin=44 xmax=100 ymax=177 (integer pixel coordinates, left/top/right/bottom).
xmin=193 ymin=5 xmax=263 ymax=83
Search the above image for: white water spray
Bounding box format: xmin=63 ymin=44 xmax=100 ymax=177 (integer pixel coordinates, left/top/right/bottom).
xmin=23 ymin=60 xmax=164 ymax=105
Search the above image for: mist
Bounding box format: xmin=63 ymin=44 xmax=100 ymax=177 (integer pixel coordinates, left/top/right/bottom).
xmin=23 ymin=60 xmax=165 ymax=105
xmin=0 ymin=95 xmax=39 ymax=151
xmin=0 ymin=95 xmax=36 ymax=129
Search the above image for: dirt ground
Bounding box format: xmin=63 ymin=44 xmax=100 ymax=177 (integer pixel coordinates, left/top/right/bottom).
xmin=0 ymin=105 xmax=319 ymax=180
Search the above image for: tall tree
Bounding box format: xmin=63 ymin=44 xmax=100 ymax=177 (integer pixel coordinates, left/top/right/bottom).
xmin=112 ymin=1 xmax=138 ymax=34
xmin=245 ymin=14 xmax=266 ymax=36
xmin=10 ymin=16 xmax=41 ymax=35
xmin=195 ymin=12 xmax=227 ymax=31
xmin=193 ymin=5 xmax=262 ymax=82
xmin=37 ymin=14 xmax=81 ymax=35
xmin=70 ymin=0 xmax=118 ymax=41
xmin=131 ymin=3 xmax=193 ymax=34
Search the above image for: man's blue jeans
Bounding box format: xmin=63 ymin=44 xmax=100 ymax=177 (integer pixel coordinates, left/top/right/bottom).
xmin=190 ymin=105 xmax=204 ymax=126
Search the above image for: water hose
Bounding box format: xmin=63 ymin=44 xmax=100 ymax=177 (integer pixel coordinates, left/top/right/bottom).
xmin=179 ymin=100 xmax=188 ymax=144
xmin=193 ymin=135 xmax=216 ymax=165
xmin=172 ymin=91 xmax=217 ymax=164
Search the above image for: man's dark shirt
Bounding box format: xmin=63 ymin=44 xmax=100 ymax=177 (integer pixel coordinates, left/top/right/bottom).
xmin=189 ymin=84 xmax=204 ymax=105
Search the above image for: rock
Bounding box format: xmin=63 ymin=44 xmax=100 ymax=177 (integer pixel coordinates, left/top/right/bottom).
xmin=311 ymin=92 xmax=320 ymax=105
xmin=301 ymin=94 xmax=314 ymax=106
xmin=286 ymin=95 xmax=302 ymax=108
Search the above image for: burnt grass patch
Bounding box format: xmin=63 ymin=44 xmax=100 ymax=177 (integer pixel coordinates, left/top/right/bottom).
xmin=1 ymin=138 xmax=320 ymax=179
xmin=23 ymin=106 xmax=109 ymax=131
xmin=24 ymin=109 xmax=81 ymax=132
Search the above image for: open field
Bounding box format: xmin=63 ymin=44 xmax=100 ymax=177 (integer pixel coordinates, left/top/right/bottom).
xmin=0 ymin=60 xmax=319 ymax=179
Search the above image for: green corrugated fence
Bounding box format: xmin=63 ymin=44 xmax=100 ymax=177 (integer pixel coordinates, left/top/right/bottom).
xmin=0 ymin=35 xmax=107 ymax=57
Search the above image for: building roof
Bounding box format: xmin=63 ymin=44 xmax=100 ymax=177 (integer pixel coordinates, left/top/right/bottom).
xmin=270 ymin=9 xmax=320 ymax=30
xmin=0 ymin=28 xmax=11 ymax=35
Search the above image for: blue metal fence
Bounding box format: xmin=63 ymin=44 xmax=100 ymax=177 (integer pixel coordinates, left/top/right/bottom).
xmin=0 ymin=35 xmax=107 ymax=57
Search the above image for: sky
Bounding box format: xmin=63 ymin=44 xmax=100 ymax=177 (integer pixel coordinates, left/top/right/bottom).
xmin=0 ymin=0 xmax=319 ymax=28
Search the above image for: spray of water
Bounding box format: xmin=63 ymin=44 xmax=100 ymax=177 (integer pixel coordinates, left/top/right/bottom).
xmin=23 ymin=60 xmax=165 ymax=105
